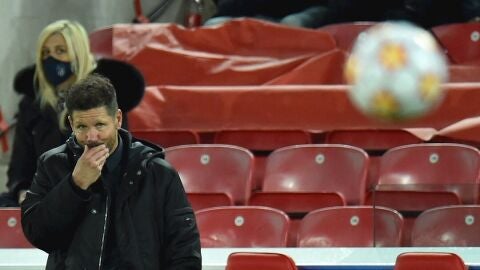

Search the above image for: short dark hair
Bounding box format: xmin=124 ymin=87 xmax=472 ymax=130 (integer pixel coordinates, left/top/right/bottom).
xmin=66 ymin=73 xmax=118 ymax=117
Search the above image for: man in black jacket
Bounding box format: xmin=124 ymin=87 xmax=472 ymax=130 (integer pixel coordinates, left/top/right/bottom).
xmin=21 ymin=74 xmax=201 ymax=270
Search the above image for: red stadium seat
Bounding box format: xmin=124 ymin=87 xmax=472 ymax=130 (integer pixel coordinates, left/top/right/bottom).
xmin=131 ymin=130 xmax=200 ymax=147
xmin=297 ymin=206 xmax=403 ymax=247
xmin=249 ymin=144 xmax=368 ymax=246
xmin=0 ymin=208 xmax=32 ymax=248
xmin=165 ymin=144 xmax=254 ymax=211
xmin=253 ymin=144 xmax=369 ymax=207
xmin=226 ymin=252 xmax=297 ymax=270
xmin=431 ymin=22 xmax=480 ymax=65
xmin=449 ymin=65 xmax=480 ymax=82
xmin=196 ymin=206 xmax=290 ymax=247
xmin=371 ymin=143 xmax=480 ymax=208
xmin=324 ymin=129 xmax=424 ymax=152
xmin=411 ymin=205 xmax=480 ymax=247
xmin=394 ymin=252 xmax=467 ymax=270
xmin=214 ymin=130 xmax=312 ymax=190
xmin=213 ymin=130 xmax=312 ymax=151
xmin=369 ymin=143 xmax=480 ymax=246
xmin=319 ymin=22 xmax=376 ymax=52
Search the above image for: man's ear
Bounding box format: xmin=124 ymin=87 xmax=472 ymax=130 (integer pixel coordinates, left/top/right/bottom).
xmin=116 ymin=109 xmax=123 ymax=129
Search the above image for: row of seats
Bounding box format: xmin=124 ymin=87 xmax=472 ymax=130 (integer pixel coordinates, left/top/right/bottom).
xmin=225 ymin=251 xmax=468 ymax=270
xmin=320 ymin=21 xmax=480 ymax=66
xmin=164 ymin=142 xmax=480 ymax=246
xmin=132 ymin=129 xmax=430 ymax=150
xmin=163 ymin=142 xmax=480 ymax=212
xmin=196 ymin=205 xmax=480 ymax=248
xmin=2 ymin=204 xmax=478 ymax=248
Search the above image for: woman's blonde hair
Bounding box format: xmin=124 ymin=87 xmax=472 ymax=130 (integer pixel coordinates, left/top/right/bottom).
xmin=34 ymin=20 xmax=96 ymax=129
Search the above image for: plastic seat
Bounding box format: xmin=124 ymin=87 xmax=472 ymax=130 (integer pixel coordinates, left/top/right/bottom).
xmin=131 ymin=130 xmax=200 ymax=147
xmin=431 ymin=22 xmax=480 ymax=65
xmin=250 ymin=144 xmax=369 ymax=212
xmin=165 ymin=144 xmax=254 ymax=211
xmin=411 ymin=205 xmax=480 ymax=247
xmin=213 ymin=130 xmax=312 ymax=151
xmin=226 ymin=252 xmax=297 ymax=270
xmin=214 ymin=130 xmax=312 ymax=190
xmin=371 ymin=143 xmax=480 ymax=209
xmin=0 ymin=208 xmax=32 ymax=248
xmin=394 ymin=252 xmax=467 ymax=270
xmin=297 ymin=206 xmax=403 ymax=247
xmin=324 ymin=129 xmax=424 ymax=152
xmin=319 ymin=22 xmax=376 ymax=52
xmin=370 ymin=143 xmax=480 ymax=246
xmin=196 ymin=206 xmax=290 ymax=247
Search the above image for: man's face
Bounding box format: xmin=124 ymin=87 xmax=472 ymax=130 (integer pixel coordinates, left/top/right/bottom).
xmin=69 ymin=106 xmax=122 ymax=153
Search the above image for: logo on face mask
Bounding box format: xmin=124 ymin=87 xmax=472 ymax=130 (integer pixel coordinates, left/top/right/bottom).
xmin=42 ymin=56 xmax=73 ymax=86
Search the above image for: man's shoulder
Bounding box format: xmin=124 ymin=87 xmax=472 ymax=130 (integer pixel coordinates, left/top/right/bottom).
xmin=128 ymin=141 xmax=175 ymax=172
xmin=39 ymin=144 xmax=69 ymax=163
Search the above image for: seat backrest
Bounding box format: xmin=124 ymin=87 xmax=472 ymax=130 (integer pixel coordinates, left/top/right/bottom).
xmin=0 ymin=208 xmax=32 ymax=248
xmin=196 ymin=206 xmax=290 ymax=247
xmin=226 ymin=252 xmax=297 ymax=270
xmin=431 ymin=22 xmax=480 ymax=65
xmin=131 ymin=130 xmax=200 ymax=147
xmin=411 ymin=205 xmax=480 ymax=247
xmin=263 ymin=144 xmax=369 ymax=205
xmin=378 ymin=143 xmax=480 ymax=203
xmin=319 ymin=22 xmax=376 ymax=52
xmin=297 ymin=206 xmax=403 ymax=247
xmin=324 ymin=129 xmax=424 ymax=151
xmin=213 ymin=130 xmax=311 ymax=151
xmin=165 ymin=144 xmax=254 ymax=205
xmin=394 ymin=252 xmax=467 ymax=270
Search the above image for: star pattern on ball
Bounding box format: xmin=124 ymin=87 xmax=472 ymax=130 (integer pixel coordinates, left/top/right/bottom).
xmin=419 ymin=73 xmax=441 ymax=102
xmin=370 ymin=90 xmax=401 ymax=119
xmin=379 ymin=42 xmax=407 ymax=70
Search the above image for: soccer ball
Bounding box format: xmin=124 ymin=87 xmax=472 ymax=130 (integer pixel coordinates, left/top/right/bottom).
xmin=345 ymin=21 xmax=448 ymax=121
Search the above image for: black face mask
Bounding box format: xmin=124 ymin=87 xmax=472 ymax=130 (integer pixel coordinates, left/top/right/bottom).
xmin=42 ymin=56 xmax=73 ymax=86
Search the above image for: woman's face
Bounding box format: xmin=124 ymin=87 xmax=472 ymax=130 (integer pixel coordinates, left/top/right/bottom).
xmin=41 ymin=33 xmax=70 ymax=62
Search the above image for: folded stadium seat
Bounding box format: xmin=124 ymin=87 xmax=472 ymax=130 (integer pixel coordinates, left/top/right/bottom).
xmin=368 ymin=143 xmax=480 ymax=246
xmin=431 ymin=22 xmax=480 ymax=65
xmin=449 ymin=65 xmax=480 ymax=82
xmin=297 ymin=206 xmax=403 ymax=247
xmin=249 ymin=144 xmax=369 ymax=246
xmin=324 ymin=128 xmax=427 ymax=190
xmin=213 ymin=130 xmax=312 ymax=190
xmin=131 ymin=130 xmax=200 ymax=148
xmin=164 ymin=144 xmax=254 ymax=211
xmin=196 ymin=206 xmax=290 ymax=247
xmin=411 ymin=205 xmax=480 ymax=247
xmin=319 ymin=22 xmax=376 ymax=52
xmin=0 ymin=208 xmax=32 ymax=248
xmin=394 ymin=252 xmax=467 ymax=270
xmin=226 ymin=252 xmax=297 ymax=270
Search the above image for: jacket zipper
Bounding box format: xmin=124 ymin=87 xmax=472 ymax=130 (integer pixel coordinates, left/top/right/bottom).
xmin=98 ymin=195 xmax=109 ymax=270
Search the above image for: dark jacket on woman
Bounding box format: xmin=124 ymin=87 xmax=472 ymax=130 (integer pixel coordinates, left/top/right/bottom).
xmin=21 ymin=129 xmax=201 ymax=270
xmin=4 ymin=59 xmax=145 ymax=205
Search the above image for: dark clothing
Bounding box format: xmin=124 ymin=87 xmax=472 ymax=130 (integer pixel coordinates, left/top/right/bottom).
xmin=3 ymin=59 xmax=145 ymax=205
xmin=21 ymin=129 xmax=201 ymax=270
xmin=214 ymin=0 xmax=327 ymax=18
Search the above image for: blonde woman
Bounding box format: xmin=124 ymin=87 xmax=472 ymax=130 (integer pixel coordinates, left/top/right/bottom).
xmin=0 ymin=20 xmax=144 ymax=206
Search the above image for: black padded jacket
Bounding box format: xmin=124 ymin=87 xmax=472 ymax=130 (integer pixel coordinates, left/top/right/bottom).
xmin=21 ymin=129 xmax=201 ymax=270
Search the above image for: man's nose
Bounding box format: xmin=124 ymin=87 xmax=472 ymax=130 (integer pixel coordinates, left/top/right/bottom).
xmin=86 ymin=128 xmax=99 ymax=141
